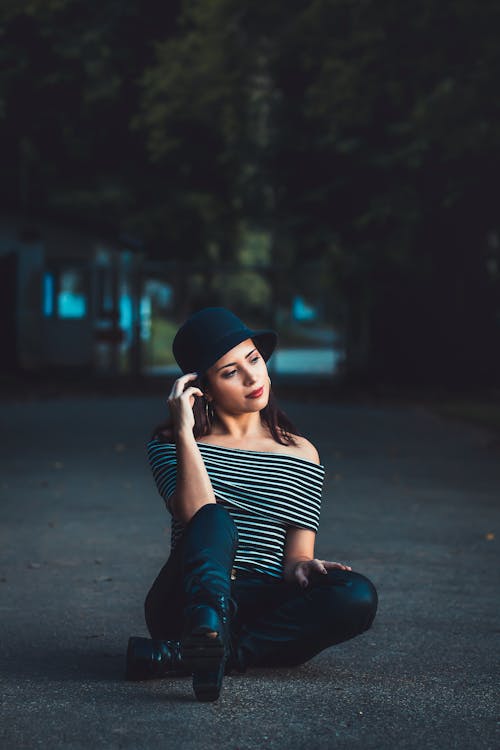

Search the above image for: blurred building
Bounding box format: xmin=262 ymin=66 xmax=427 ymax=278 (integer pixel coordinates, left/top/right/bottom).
xmin=0 ymin=216 xmax=141 ymax=375
xmin=0 ymin=216 xmax=343 ymax=379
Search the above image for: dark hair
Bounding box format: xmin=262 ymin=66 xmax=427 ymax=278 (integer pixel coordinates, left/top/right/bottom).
xmin=151 ymin=374 xmax=300 ymax=445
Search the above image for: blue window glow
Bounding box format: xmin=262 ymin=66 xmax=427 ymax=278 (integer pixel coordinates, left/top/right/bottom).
xmin=43 ymin=272 xmax=54 ymax=317
xmin=57 ymin=269 xmax=87 ymax=319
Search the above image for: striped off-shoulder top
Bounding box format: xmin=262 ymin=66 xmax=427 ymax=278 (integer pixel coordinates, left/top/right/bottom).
xmin=146 ymin=438 xmax=326 ymax=580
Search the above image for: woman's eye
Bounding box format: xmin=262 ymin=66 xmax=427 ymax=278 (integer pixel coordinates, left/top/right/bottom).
xmin=222 ymin=370 xmax=237 ymax=378
xmin=251 ymin=356 xmax=260 ymax=364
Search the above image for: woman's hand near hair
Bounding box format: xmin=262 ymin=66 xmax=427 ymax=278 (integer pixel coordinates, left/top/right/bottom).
xmin=167 ymin=372 xmax=203 ymax=436
xmin=166 ymin=372 xmax=217 ymax=524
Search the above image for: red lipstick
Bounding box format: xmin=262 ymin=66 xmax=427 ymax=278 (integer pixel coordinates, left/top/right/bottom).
xmin=247 ymin=385 xmax=264 ymax=398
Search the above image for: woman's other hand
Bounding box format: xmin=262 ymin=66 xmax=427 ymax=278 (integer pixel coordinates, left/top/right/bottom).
xmin=293 ymin=558 xmax=352 ymax=589
xmin=167 ymin=372 xmax=203 ymax=435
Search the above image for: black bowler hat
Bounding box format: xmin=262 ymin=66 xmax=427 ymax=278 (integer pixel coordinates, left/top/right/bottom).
xmin=172 ymin=307 xmax=278 ymax=376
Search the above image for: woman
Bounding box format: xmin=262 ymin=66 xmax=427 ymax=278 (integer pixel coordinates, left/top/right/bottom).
xmin=126 ymin=307 xmax=378 ymax=702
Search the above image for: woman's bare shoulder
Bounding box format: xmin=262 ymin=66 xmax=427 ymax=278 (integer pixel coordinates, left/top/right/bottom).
xmin=197 ymin=431 xmax=321 ymax=464
xmin=285 ymin=434 xmax=321 ymax=465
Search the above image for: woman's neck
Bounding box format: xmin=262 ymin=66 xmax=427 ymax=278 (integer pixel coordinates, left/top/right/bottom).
xmin=209 ymin=411 xmax=269 ymax=441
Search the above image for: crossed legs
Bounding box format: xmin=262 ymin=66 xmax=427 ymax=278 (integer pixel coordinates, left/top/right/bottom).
xmin=144 ymin=503 xmax=378 ymax=672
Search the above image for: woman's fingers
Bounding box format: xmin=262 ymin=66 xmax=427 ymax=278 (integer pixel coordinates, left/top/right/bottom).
xmin=294 ymin=559 xmax=352 ymax=589
xmin=312 ymin=559 xmax=328 ymax=575
xmin=168 ymin=372 xmax=199 ymax=400
xmin=294 ymin=564 xmax=309 ymax=588
xmin=175 ymin=372 xmax=199 ymax=397
xmin=167 ymin=386 xmax=203 ymax=411
xmin=323 ymin=560 xmax=352 ymax=570
xmin=181 ymin=386 xmax=203 ymax=399
xmin=295 ymin=559 xmax=352 ymax=590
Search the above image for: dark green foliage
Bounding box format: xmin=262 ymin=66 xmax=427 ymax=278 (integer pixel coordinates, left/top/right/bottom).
xmin=1 ymin=0 xmax=499 ymax=384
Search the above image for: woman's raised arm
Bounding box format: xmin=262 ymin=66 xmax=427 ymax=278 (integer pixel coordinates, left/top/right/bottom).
xmin=167 ymin=372 xmax=216 ymax=524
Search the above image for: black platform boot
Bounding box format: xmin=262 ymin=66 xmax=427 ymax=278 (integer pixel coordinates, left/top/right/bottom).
xmin=181 ymin=576 xmax=239 ymax=701
xmin=178 ymin=503 xmax=239 ymax=701
xmin=125 ymin=636 xmax=191 ymax=681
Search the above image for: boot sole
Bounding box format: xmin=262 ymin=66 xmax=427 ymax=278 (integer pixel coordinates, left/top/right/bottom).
xmin=125 ymin=636 xmax=157 ymax=681
xmin=125 ymin=636 xmax=143 ymax=681
xmin=181 ymin=630 xmax=227 ymax=701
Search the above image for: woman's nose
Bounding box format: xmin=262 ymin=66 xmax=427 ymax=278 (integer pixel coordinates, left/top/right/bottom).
xmin=243 ymin=368 xmax=257 ymax=385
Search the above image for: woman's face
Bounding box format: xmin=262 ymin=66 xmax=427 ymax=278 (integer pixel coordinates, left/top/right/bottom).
xmin=204 ymin=338 xmax=270 ymax=414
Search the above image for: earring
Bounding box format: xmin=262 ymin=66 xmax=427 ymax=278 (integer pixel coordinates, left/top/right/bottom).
xmin=204 ymin=397 xmax=214 ymax=423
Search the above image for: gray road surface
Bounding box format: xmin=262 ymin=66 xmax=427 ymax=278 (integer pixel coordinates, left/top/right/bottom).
xmin=0 ymin=395 xmax=499 ymax=749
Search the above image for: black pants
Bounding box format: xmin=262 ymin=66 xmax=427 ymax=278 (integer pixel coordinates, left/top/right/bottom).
xmin=145 ymin=504 xmax=378 ymax=669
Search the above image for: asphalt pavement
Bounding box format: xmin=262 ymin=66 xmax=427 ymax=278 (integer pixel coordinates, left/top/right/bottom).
xmin=0 ymin=394 xmax=498 ymax=749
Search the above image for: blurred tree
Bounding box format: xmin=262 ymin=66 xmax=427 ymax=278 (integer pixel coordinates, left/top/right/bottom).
xmin=262 ymin=0 xmax=500 ymax=385
xmin=1 ymin=0 xmax=499 ymax=385
xmin=132 ymin=0 xmax=278 ymax=262
xmin=0 ymin=0 xmax=180 ymax=242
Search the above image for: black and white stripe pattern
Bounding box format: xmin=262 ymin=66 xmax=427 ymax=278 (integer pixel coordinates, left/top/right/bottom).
xmin=147 ymin=439 xmax=325 ymax=580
